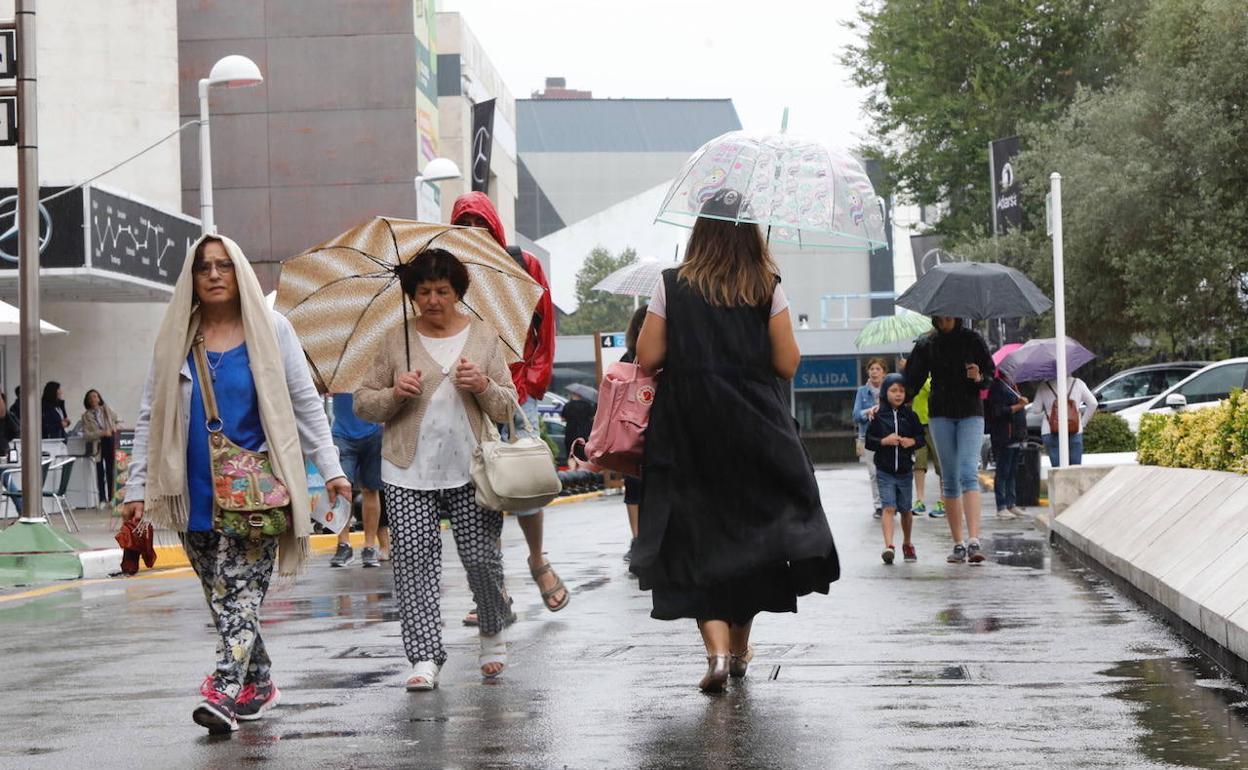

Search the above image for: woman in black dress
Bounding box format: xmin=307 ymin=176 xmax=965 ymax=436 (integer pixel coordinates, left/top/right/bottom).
xmin=631 ymin=189 xmax=840 ymax=693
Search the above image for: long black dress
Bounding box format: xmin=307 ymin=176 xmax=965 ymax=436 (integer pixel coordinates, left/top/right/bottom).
xmin=630 ymin=270 xmax=839 ymax=623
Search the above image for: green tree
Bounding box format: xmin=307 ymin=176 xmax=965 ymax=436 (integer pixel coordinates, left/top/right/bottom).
xmin=844 ymin=0 xmax=1145 ymax=239
xmin=559 ymin=246 xmax=638 ymax=335
xmin=957 ymin=0 xmax=1248 ymax=362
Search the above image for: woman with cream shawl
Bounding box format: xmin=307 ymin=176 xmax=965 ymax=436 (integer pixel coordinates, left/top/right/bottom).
xmin=124 ymin=234 xmax=349 ymax=734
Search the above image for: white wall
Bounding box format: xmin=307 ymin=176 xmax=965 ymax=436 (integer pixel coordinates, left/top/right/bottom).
xmin=0 ymin=0 xmax=181 ymax=421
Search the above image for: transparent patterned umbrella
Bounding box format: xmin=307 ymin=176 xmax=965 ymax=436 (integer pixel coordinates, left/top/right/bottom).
xmin=655 ymin=131 xmax=888 ymax=250
xmin=854 ymin=312 xmax=932 ymax=349
xmin=591 ymin=259 xmax=676 ymax=297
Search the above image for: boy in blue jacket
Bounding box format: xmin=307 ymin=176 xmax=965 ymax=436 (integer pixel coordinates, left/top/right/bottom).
xmin=865 ymin=373 xmax=926 ymax=564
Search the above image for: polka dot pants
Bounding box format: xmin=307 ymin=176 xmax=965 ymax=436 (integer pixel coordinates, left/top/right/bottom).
xmin=384 ymin=483 xmax=508 ymax=666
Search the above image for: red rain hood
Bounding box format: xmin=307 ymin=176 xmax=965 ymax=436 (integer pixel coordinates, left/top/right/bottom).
xmin=451 ymin=191 xmax=507 ymax=249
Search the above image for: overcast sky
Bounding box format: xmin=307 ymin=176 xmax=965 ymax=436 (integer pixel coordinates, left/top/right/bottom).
xmin=441 ymin=0 xmax=872 ymax=150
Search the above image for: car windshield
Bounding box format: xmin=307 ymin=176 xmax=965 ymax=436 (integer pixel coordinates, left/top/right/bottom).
xmin=1098 ymin=372 xmax=1155 ymax=401
xmin=1176 ymin=363 xmax=1248 ymax=405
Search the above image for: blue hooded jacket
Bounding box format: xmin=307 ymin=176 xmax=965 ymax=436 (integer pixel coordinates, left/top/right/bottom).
xmin=864 ymin=373 xmax=926 ymax=474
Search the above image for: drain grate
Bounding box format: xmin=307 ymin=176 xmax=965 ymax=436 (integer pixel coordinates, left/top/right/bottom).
xmin=768 ymin=663 xmax=971 ymax=684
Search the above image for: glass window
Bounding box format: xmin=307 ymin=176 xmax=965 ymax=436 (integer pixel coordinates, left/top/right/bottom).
xmin=1097 ymin=372 xmax=1154 ymax=401
xmin=1177 ymin=363 xmax=1248 ymax=404
xmin=795 ymin=391 xmax=856 ymax=434
xmin=1158 ymin=368 xmax=1197 ymax=390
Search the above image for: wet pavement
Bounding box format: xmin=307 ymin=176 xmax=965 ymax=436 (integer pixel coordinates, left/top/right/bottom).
xmin=2 ymin=467 xmax=1247 ymax=769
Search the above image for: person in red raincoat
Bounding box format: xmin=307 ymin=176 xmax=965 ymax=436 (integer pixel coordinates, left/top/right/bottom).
xmin=451 ymin=192 xmax=569 ymax=619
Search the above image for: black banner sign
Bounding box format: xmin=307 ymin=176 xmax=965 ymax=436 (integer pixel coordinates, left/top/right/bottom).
xmin=0 ymin=186 xmax=86 ymax=270
xmin=910 ymin=232 xmax=953 ymax=279
xmin=88 ymin=186 xmax=199 ymax=285
xmin=990 ymin=135 xmax=1022 ymax=234
xmin=470 ymin=98 xmax=496 ymax=193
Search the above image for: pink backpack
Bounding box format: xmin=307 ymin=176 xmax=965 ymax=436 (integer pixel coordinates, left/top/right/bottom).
xmin=578 ymin=362 xmax=656 ymax=476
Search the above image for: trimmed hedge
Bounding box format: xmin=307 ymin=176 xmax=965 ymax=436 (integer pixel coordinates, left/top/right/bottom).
xmin=1136 ymin=389 xmax=1248 ymax=474
xmin=1083 ymin=411 xmax=1136 ymax=454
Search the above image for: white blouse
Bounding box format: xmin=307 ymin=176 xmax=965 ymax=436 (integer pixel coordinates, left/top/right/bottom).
xmin=381 ymin=326 xmax=477 ymax=490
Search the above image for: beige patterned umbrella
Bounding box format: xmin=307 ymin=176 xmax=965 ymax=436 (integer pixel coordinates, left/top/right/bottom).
xmin=276 ymin=216 xmax=544 ymax=393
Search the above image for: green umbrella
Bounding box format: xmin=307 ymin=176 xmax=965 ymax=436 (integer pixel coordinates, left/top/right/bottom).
xmin=854 ymin=312 xmax=931 ymax=349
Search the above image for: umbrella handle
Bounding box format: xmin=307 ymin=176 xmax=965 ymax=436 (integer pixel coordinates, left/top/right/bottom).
xmin=403 ymin=293 xmax=411 ymax=371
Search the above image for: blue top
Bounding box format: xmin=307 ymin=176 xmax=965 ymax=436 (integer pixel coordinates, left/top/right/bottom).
xmin=853 ymin=381 xmax=881 ymax=438
xmin=187 ymin=343 xmax=266 ymax=532
xmin=331 ymin=393 xmax=380 ymax=441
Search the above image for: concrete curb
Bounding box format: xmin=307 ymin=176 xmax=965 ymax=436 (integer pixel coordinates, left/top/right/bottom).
xmin=1052 ymin=464 xmax=1248 ymax=681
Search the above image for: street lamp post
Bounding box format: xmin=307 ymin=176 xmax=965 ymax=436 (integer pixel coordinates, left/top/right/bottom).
xmin=198 ymin=55 xmax=263 ymax=235
xmin=1050 ymin=172 xmax=1070 ymax=468
xmin=414 ymin=157 xmax=461 ymax=221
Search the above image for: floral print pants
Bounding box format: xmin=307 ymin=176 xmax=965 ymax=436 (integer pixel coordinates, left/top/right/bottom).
xmin=182 ymin=530 xmax=278 ymax=699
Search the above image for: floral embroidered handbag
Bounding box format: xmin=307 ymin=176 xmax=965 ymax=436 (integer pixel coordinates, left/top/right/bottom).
xmin=192 ymin=335 xmax=292 ymax=540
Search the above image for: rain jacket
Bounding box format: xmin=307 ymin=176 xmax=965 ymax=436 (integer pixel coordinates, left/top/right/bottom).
xmin=451 ymin=192 xmax=555 ymax=404
xmin=904 ymin=326 xmax=994 ymax=420
xmin=864 ymin=373 xmax=926 ymax=474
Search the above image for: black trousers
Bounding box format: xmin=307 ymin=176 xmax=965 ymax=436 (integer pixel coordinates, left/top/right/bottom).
xmin=95 ymin=435 xmax=116 ymax=505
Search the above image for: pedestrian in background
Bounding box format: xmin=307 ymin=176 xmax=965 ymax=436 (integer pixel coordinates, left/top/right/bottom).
xmin=452 ymin=192 xmax=568 ymax=617
xmin=909 ymin=372 xmax=945 ymax=518
xmin=81 ymin=389 xmax=123 ymax=508
xmin=327 ymin=392 xmax=389 ymax=568
xmin=124 ymin=234 xmax=349 ymax=734
xmin=354 ymin=247 xmax=518 ymax=691
xmin=561 ymin=390 xmax=595 ymax=466
xmin=985 ymin=369 xmax=1029 ymax=520
xmin=853 ymin=357 xmax=887 ymax=518
xmin=1030 ymin=374 xmax=1098 ymax=467
xmin=632 ymin=188 xmax=839 ymax=693
xmin=904 ymin=316 xmax=994 ymax=564
xmin=41 ymin=381 xmax=70 ymax=440
xmin=864 ymin=373 xmax=925 ymax=564
xmin=620 ymin=303 xmax=648 ymax=564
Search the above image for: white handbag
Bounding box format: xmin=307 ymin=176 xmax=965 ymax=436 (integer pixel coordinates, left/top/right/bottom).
xmin=470 ymin=403 xmax=562 ymax=512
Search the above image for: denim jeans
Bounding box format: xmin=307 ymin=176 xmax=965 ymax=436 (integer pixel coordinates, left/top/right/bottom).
xmin=993 ymin=444 xmax=1019 ymax=511
xmin=1043 ymin=432 xmax=1084 ymax=467
xmin=928 ymin=416 xmax=984 ymax=497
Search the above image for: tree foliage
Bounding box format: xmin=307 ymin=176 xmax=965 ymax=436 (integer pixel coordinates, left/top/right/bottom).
xmin=958 ymin=0 xmax=1248 ymax=362
xmin=559 ymin=246 xmax=638 ymax=336
xmin=844 ymin=0 xmax=1146 ymax=239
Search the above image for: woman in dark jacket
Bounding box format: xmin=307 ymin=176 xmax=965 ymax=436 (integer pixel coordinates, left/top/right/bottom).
xmin=41 ymin=381 xmax=70 ymax=440
xmin=985 ymin=370 xmax=1029 ymax=521
xmin=904 ymin=318 xmax=994 ymax=564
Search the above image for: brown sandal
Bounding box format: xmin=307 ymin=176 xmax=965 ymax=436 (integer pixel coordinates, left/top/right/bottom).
xmin=529 ymin=559 xmax=570 ymax=612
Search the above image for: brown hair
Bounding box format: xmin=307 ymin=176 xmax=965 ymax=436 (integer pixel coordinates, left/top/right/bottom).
xmin=866 ymin=357 xmax=888 ymax=374
xmin=678 ymin=216 xmax=778 ymax=307
xmin=398 ymin=247 xmax=471 ymax=299
xmin=191 ymin=236 xmax=226 ymax=272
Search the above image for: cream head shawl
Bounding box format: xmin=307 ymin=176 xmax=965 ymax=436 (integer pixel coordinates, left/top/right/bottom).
xmin=144 ymin=233 xmax=313 ymax=576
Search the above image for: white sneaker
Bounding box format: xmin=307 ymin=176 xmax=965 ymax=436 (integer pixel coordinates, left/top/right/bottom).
xmin=1009 ymin=506 xmax=1027 ymax=518
xmin=406 ymin=661 xmax=441 ymax=691
xmin=996 ymin=509 xmax=1019 ymax=520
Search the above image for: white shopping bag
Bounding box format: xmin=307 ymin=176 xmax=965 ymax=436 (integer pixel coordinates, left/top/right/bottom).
xmin=307 ymin=461 xmax=351 ymax=535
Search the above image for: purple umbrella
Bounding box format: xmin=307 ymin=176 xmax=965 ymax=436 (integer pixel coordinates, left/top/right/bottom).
xmin=998 ymin=337 xmax=1095 ymax=383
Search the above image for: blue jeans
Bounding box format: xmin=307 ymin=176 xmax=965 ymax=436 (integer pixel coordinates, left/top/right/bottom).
xmin=876 ymin=470 xmax=914 ymax=513
xmin=928 ymin=416 xmax=984 ymax=497
xmin=993 ymin=444 xmax=1019 ymax=511
xmin=1043 ymin=432 xmax=1084 ymax=468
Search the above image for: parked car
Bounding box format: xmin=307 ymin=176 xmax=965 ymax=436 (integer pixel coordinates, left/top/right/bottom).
xmin=1119 ymin=358 xmax=1248 ymax=433
xmin=1024 ymin=361 xmax=1207 ymax=435
xmin=1091 ymin=362 xmax=1208 ymax=413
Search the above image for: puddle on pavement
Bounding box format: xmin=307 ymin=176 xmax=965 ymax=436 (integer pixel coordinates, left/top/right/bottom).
xmin=985 ymin=532 xmax=1047 ymax=569
xmin=264 ymin=592 xmax=396 ymax=624
xmin=1103 ymin=656 xmax=1248 ymax=768
xmin=294 ymin=669 xmax=394 ymax=690
xmin=934 ymin=606 xmax=1029 ymax=634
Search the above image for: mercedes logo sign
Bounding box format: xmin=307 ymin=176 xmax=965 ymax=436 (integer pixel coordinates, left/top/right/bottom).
xmin=0 ymin=194 xmax=53 ymax=263
xmin=1000 ymin=161 xmax=1015 ymax=191
xmin=471 ymin=126 xmax=491 ymax=188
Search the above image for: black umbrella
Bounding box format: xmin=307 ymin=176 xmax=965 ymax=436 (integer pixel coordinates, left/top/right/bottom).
xmin=895 ymin=261 xmax=1052 ymax=320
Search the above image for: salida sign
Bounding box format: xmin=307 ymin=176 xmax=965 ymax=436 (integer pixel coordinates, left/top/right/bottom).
xmin=794 ymin=357 xmax=857 ymax=391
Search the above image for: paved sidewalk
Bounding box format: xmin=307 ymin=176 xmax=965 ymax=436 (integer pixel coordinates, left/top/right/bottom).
xmin=1 ymin=468 xmax=1245 ymax=769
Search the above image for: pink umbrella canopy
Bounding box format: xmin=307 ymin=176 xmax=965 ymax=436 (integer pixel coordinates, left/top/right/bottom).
xmin=992 ymin=343 xmax=1024 ymax=367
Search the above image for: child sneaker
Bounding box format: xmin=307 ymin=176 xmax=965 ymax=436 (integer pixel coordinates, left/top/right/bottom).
xmin=912 ymin=501 xmax=927 ymax=515
xmin=947 ymin=544 xmax=967 ymax=563
xmin=361 ymin=546 xmax=380 ymax=568
xmin=902 ymin=544 xmax=917 ymax=562
xmin=967 ymin=540 xmax=986 ymax=564
xmin=192 ymin=689 xmax=238 ymax=734
xmin=234 ymin=680 xmax=281 ymax=721
xmin=881 ymin=546 xmax=895 ymax=565
xmin=330 ymin=542 xmax=354 ymax=567
xmin=930 ymin=500 xmax=946 ymax=518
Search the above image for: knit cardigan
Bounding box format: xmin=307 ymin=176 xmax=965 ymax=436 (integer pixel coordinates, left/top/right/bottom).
xmin=353 ymin=317 xmax=517 ymax=470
